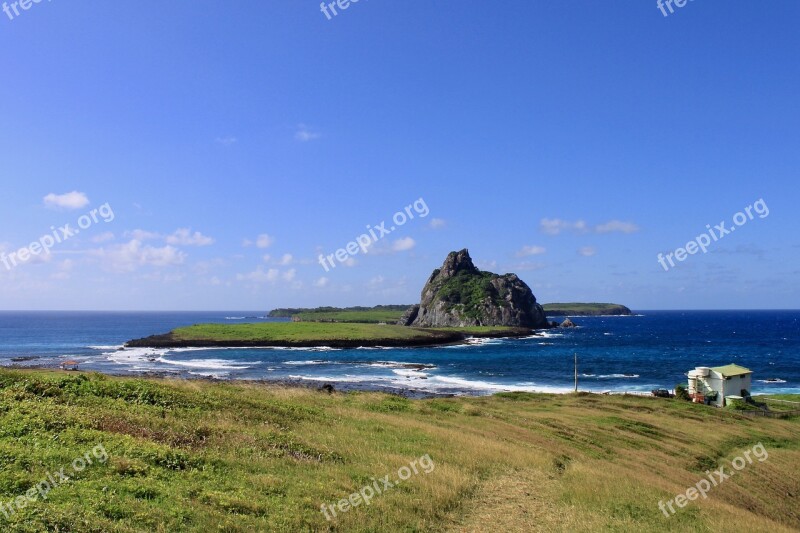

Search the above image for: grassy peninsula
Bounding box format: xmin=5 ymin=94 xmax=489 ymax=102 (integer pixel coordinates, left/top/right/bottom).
xmin=126 ymin=322 xmax=531 ymax=349
xmin=1 ymin=368 xmax=797 ymax=532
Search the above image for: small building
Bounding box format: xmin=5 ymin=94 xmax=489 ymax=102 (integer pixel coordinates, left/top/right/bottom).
xmin=60 ymin=360 xmax=80 ymax=371
xmin=687 ymin=364 xmax=752 ymax=407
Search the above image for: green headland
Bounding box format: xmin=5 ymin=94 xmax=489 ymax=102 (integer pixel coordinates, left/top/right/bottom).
xmin=126 ymin=322 xmax=531 ymax=349
xmin=1 ymin=368 xmax=797 ymax=531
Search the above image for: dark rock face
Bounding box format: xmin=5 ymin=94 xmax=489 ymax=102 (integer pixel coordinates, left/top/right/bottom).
xmin=405 ymin=249 xmax=549 ymax=329
xmin=397 ymin=304 xmax=420 ymax=326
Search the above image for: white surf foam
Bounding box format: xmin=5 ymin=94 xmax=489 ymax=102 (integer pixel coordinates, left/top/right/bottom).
xmin=531 ymin=331 xmax=565 ymax=339
xmin=158 ymin=357 xmax=253 ymax=370
xmin=464 ymin=337 xmax=505 ymax=346
xmin=188 ymin=370 xmax=231 ymax=379
xmin=105 ymin=347 xmax=171 ymax=365
xmin=413 ymin=375 xmax=573 ymax=394
xmin=391 ymin=369 xmax=430 ymax=379
xmin=287 ymin=374 xmax=377 ymax=383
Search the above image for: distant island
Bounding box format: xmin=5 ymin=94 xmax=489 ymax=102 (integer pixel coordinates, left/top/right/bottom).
xmin=128 ymin=249 xmax=627 ymax=349
xmin=268 ymin=305 xmax=412 ymax=324
xmin=542 ymin=303 xmax=632 ymax=316
xmin=270 ymin=302 xmax=633 ymax=323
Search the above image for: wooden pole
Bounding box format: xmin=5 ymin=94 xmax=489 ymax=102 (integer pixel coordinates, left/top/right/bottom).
xmin=574 ymin=352 xmax=578 ymax=392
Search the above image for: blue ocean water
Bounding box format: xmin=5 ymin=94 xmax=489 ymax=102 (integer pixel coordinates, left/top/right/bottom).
xmin=0 ymin=311 xmax=797 ymax=396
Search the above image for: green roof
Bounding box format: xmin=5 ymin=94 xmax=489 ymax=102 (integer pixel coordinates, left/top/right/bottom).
xmin=710 ymin=364 xmax=752 ymax=377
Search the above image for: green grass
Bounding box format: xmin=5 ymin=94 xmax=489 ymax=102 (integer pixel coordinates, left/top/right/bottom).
xmin=269 ymin=306 xmax=410 ymax=323
xmin=293 ymin=310 xmax=406 ymax=324
xmin=1 ymin=369 xmax=798 ymax=532
xmin=126 ymin=322 xmax=526 ymax=348
xmin=433 ymin=270 xmax=505 ymax=320
xmin=171 ymin=322 xmax=445 ymax=342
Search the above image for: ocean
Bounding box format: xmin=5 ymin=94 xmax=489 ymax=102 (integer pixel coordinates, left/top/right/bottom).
xmin=0 ymin=310 xmax=797 ymax=396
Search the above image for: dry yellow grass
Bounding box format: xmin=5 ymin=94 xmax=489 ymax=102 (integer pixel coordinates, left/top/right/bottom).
xmin=1 ymin=370 xmax=798 ymax=531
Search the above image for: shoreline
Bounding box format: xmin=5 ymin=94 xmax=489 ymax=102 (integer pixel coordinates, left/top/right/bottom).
xmin=4 ymin=362 xmax=799 ymax=398
xmin=0 ymin=365 xmax=635 ymax=399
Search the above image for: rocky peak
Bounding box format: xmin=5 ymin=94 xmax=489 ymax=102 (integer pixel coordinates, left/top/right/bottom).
xmin=439 ymin=249 xmax=480 ymax=278
xmin=400 ymin=249 xmax=549 ymax=329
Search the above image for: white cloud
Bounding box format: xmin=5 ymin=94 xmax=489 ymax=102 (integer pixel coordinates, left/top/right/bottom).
xmin=43 ymin=191 xmax=89 ymax=210
xmin=166 ymin=228 xmax=215 ymax=246
xmin=367 ymin=275 xmax=385 ymax=290
xmin=595 ymin=220 xmax=640 ymax=234
xmin=429 ymin=218 xmax=447 ymax=229
xmin=540 ymin=218 xmax=639 ymax=235
xmin=516 ymin=245 xmax=546 ymax=257
xmin=391 ymin=237 xmax=416 ymax=252
xmin=314 ymin=276 xmax=329 ymax=288
xmin=256 ymin=234 xmax=274 ymax=249
xmin=193 ymin=258 xmax=228 ymax=275
xmin=92 ymin=240 xmax=186 ymax=272
xmin=236 ymin=266 xmax=297 ymax=284
xmin=126 ymin=229 xmax=161 ymax=241
xmin=236 ymin=267 xmax=279 ymax=283
xmin=578 ymin=246 xmax=597 ymax=257
xmin=58 ymin=259 xmax=74 ymax=271
xmin=540 ymin=218 xmax=588 ymax=235
xmin=344 ymin=257 xmax=357 ymax=267
xmin=295 ymin=124 xmax=320 ymax=142
xmin=91 ymin=231 xmax=115 ymax=244
xmin=277 ymin=253 xmax=293 ymax=266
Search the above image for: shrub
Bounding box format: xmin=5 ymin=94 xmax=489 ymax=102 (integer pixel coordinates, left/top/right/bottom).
xmin=675 ymin=384 xmax=691 ymax=401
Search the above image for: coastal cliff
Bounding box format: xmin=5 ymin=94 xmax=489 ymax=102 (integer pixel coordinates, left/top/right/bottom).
xmin=401 ymin=249 xmax=549 ymax=329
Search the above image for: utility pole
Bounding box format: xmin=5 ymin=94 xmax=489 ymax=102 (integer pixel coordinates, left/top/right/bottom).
xmin=574 ymin=352 xmax=578 ymax=392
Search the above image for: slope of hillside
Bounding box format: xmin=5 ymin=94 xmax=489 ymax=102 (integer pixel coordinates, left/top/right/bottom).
xmin=0 ymin=369 xmax=797 ymax=532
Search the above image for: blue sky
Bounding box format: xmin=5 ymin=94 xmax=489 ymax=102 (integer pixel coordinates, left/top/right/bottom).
xmin=1 ymin=1 xmax=798 ymax=310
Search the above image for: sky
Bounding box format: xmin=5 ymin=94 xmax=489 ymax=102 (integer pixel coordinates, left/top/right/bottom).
xmin=1 ymin=0 xmax=798 ymax=311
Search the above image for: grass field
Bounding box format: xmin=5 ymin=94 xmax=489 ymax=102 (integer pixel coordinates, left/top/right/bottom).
xmin=293 ymin=310 xmax=405 ymax=324
xmin=268 ymin=306 xmax=411 ymax=324
xmin=165 ymin=322 xmax=518 ymax=343
xmin=125 ymin=322 xmax=528 ymax=348
xmin=171 ymin=322 xmax=440 ymax=342
xmin=1 ymin=369 xmax=798 ymax=532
